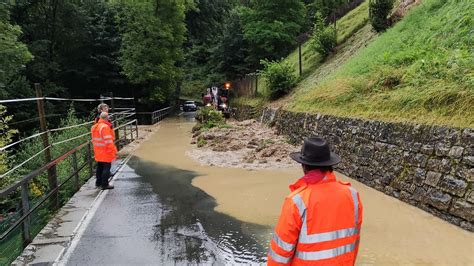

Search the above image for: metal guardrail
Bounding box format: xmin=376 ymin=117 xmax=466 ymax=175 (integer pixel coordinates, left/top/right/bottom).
xmin=136 ymin=107 xmax=171 ymax=125
xmin=0 ymin=120 xmax=139 ymax=251
xmin=151 ymin=107 xmax=171 ymax=124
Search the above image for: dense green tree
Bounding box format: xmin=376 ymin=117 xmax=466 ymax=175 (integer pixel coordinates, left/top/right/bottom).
xmin=181 ymin=0 xmax=234 ymax=97
xmin=241 ymin=0 xmax=307 ymax=62
xmin=10 ymin=1 xmax=129 ymax=99
xmin=369 ymin=0 xmax=394 ymax=32
xmin=0 ymin=1 xmax=28 ymax=181
xmin=7 ymin=1 xmax=130 ymax=131
xmin=0 ymin=1 xmax=32 ymax=92
xmin=115 ymin=0 xmax=186 ymax=104
xmin=306 ymin=0 xmax=350 ymax=21
xmin=309 ymin=11 xmax=337 ymax=58
xmin=211 ymin=7 xmax=254 ymax=81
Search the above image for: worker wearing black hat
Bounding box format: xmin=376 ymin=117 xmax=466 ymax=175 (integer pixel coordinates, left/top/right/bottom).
xmin=268 ymin=137 xmax=363 ymax=265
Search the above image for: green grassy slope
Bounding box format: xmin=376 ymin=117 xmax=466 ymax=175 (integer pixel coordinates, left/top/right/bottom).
xmin=255 ymin=1 xmax=370 ymax=97
xmin=287 ymin=0 xmax=473 ymax=128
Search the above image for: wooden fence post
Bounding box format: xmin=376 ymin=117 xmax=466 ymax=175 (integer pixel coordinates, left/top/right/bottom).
xmin=35 ymin=83 xmax=59 ymax=209
xmin=135 ymin=120 xmax=139 ymax=139
xmin=124 ymin=124 xmax=128 ymax=144
xmin=71 ymin=152 xmax=80 ymax=191
xmin=20 ymin=183 xmax=31 ymax=247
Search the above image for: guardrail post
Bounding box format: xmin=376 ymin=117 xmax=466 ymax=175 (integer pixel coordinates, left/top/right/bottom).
xmin=71 ymin=152 xmax=80 ymax=191
xmin=124 ymin=124 xmax=128 ymax=144
xmin=20 ymin=183 xmax=31 ymax=247
xmin=135 ymin=120 xmax=139 ymax=139
xmin=88 ymin=142 xmax=94 ymax=179
xmin=35 ymin=84 xmax=59 ymax=210
xmin=129 ymin=124 xmax=133 ymax=141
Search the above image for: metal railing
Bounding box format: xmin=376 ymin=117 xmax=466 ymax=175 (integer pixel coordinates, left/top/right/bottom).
xmin=0 ymin=123 xmax=138 ymax=243
xmin=0 ymin=141 xmax=93 ymax=244
xmin=0 ymin=97 xmax=138 ymax=265
xmin=151 ymin=107 xmax=171 ymax=124
xmin=136 ymin=107 xmax=171 ymax=125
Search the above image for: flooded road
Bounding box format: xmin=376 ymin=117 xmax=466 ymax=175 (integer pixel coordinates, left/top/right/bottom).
xmin=132 ymin=112 xmax=473 ymax=265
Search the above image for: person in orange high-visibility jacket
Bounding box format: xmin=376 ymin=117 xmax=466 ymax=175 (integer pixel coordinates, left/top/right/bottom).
xmin=268 ymin=137 xmax=363 ymax=265
xmin=91 ymin=112 xmax=117 ymax=190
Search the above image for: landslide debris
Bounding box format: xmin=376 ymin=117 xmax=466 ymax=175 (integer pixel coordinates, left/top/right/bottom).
xmin=187 ymin=119 xmax=299 ymax=170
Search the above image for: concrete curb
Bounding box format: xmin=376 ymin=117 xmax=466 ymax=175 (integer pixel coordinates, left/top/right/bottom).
xmin=13 ymin=156 xmax=131 ymax=266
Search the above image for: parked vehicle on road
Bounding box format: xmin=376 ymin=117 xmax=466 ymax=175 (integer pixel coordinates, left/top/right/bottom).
xmin=183 ymin=101 xmax=197 ymax=112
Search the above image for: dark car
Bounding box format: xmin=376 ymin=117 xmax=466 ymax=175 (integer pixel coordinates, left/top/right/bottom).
xmin=183 ymin=101 xmax=197 ymax=112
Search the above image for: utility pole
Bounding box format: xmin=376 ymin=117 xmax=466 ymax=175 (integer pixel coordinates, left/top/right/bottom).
xmin=296 ymin=33 xmax=306 ymax=77
xmin=35 ymin=83 xmax=58 ymax=209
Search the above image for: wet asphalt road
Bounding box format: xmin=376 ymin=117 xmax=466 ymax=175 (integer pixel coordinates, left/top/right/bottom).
xmin=66 ymin=112 xmax=269 ymax=265
xmin=66 ymin=164 xmax=168 ymax=265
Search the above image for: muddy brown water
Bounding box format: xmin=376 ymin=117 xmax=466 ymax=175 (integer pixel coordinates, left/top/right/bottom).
xmin=133 ymin=114 xmax=474 ymax=265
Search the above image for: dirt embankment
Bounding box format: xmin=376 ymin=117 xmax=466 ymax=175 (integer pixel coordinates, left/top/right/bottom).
xmin=187 ymin=119 xmax=299 ymax=170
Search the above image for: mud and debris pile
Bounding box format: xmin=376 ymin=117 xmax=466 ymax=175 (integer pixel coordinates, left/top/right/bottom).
xmin=187 ymin=119 xmax=299 ymax=170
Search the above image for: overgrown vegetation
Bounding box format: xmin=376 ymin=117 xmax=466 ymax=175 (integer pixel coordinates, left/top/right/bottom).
xmin=289 ymin=0 xmax=474 ymax=127
xmin=181 ymin=0 xmax=365 ymax=98
xmin=195 ymin=107 xmax=226 ymax=130
xmin=256 ymin=1 xmax=370 ymax=97
xmin=0 ymin=106 xmax=93 ymax=264
xmin=369 ymin=0 xmax=395 ymax=32
xmin=309 ymin=12 xmax=337 ymax=58
xmin=0 ymin=105 xmax=16 ymax=177
xmin=260 ymin=60 xmax=297 ymax=100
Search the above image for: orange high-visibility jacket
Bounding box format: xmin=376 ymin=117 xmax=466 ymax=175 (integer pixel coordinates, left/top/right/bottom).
xmin=268 ymin=171 xmax=363 ymax=265
xmin=91 ymin=119 xmax=117 ymax=163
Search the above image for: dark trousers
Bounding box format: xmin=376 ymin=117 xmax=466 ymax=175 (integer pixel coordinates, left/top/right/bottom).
xmin=96 ymin=162 xmax=111 ymax=187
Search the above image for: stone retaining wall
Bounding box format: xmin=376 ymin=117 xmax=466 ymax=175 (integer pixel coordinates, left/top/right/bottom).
xmin=233 ymin=104 xmax=256 ymax=121
xmin=239 ymin=106 xmax=474 ymax=231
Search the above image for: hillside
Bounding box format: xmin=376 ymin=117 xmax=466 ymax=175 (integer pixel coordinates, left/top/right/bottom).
xmin=255 ymin=0 xmax=474 ymax=128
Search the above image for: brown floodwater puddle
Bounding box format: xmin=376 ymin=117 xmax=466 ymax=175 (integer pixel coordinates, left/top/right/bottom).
xmin=134 ymin=115 xmax=474 ymax=265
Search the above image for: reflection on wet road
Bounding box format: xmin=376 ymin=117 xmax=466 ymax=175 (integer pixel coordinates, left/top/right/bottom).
xmin=129 ymin=158 xmax=268 ymax=264
xmin=67 ymin=111 xmax=474 ymax=265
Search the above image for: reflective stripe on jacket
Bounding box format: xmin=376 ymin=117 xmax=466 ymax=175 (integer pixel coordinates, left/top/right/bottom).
xmin=268 ymin=171 xmax=363 ymax=266
xmin=91 ymin=118 xmax=117 ymax=163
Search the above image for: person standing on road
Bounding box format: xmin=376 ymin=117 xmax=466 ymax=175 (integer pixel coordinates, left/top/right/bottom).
xmin=95 ymin=103 xmax=112 ymax=124
xmin=91 ymin=112 xmax=117 ymax=190
xmin=268 ymin=137 xmax=363 ymax=265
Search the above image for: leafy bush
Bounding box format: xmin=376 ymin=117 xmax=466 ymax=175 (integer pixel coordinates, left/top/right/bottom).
xmin=369 ymin=0 xmax=394 ymax=32
xmin=260 ymin=59 xmax=297 ymax=100
xmin=0 ymin=105 xmax=17 ymax=183
xmin=197 ymin=136 xmax=207 ymax=148
xmin=195 ymin=107 xmax=226 ymax=129
xmin=309 ymin=12 xmax=337 ymax=58
xmin=1 ymin=105 xmax=90 ymax=192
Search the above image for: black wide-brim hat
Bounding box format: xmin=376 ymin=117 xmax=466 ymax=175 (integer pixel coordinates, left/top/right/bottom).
xmin=290 ymin=137 xmax=341 ymax=166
